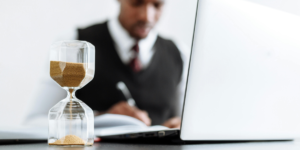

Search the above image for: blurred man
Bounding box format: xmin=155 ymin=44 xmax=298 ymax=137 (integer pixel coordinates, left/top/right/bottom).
xmin=77 ymin=0 xmax=188 ymax=128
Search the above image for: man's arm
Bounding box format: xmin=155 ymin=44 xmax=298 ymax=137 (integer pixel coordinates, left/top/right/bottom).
xmin=163 ymin=117 xmax=181 ymax=129
xmin=94 ymin=101 xmax=152 ymax=126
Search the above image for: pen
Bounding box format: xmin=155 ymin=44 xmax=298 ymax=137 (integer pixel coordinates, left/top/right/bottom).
xmin=116 ymin=81 xmax=136 ymax=107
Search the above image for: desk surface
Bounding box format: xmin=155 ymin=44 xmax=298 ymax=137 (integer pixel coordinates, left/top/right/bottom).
xmin=1 ymin=140 xmax=300 ymax=150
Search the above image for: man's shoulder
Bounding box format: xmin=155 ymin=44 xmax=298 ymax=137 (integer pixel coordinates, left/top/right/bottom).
xmin=156 ymin=35 xmax=190 ymax=65
xmin=79 ymin=22 xmax=108 ymax=32
xmin=156 ymin=35 xmax=180 ymax=52
xmin=77 ymin=21 xmax=109 ymax=40
xmin=157 ymin=35 xmax=173 ymax=43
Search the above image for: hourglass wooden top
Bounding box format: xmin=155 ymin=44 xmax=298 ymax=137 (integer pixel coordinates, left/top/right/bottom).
xmin=50 ymin=61 xmax=93 ymax=88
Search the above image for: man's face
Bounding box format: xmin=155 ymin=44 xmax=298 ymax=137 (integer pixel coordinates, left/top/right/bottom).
xmin=118 ymin=0 xmax=165 ymax=39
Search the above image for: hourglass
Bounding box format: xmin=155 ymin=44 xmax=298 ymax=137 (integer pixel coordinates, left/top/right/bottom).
xmin=48 ymin=40 xmax=95 ymax=146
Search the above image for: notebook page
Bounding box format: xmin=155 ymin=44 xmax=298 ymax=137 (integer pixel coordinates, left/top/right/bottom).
xmin=94 ymin=114 xmax=147 ymax=128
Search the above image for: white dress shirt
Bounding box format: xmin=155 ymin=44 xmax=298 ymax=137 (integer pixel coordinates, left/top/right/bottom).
xmin=108 ymin=17 xmax=158 ymax=69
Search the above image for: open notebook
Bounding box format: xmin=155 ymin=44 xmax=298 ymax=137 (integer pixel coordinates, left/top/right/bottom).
xmin=94 ymin=114 xmax=170 ymax=137
xmin=0 ymin=114 xmax=170 ymax=140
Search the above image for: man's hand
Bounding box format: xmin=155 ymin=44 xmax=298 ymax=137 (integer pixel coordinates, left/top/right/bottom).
xmin=162 ymin=117 xmax=181 ymax=129
xmin=107 ymin=101 xmax=151 ymax=126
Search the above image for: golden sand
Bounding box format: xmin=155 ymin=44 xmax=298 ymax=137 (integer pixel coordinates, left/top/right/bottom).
xmin=50 ymin=61 xmax=86 ymax=87
xmin=49 ymin=135 xmax=85 ymax=145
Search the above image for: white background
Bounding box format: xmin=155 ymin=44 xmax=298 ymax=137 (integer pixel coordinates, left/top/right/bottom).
xmin=0 ymin=0 xmax=299 ymax=126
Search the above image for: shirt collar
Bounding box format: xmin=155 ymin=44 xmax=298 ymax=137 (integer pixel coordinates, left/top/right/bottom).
xmin=107 ymin=17 xmax=158 ymax=66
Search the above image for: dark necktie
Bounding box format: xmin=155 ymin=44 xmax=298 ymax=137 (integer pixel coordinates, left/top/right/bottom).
xmin=129 ymin=42 xmax=141 ymax=72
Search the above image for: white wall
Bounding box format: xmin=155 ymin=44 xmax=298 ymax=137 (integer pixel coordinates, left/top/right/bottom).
xmin=0 ymin=0 xmax=198 ymax=126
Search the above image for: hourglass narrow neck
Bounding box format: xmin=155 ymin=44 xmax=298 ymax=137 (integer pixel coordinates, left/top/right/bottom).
xmin=64 ymin=88 xmax=78 ymax=100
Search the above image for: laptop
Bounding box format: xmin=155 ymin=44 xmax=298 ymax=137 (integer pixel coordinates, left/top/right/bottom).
xmin=98 ymin=0 xmax=300 ymax=142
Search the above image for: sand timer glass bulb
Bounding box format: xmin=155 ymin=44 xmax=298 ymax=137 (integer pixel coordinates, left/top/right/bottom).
xmin=48 ymin=41 xmax=95 ymax=147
